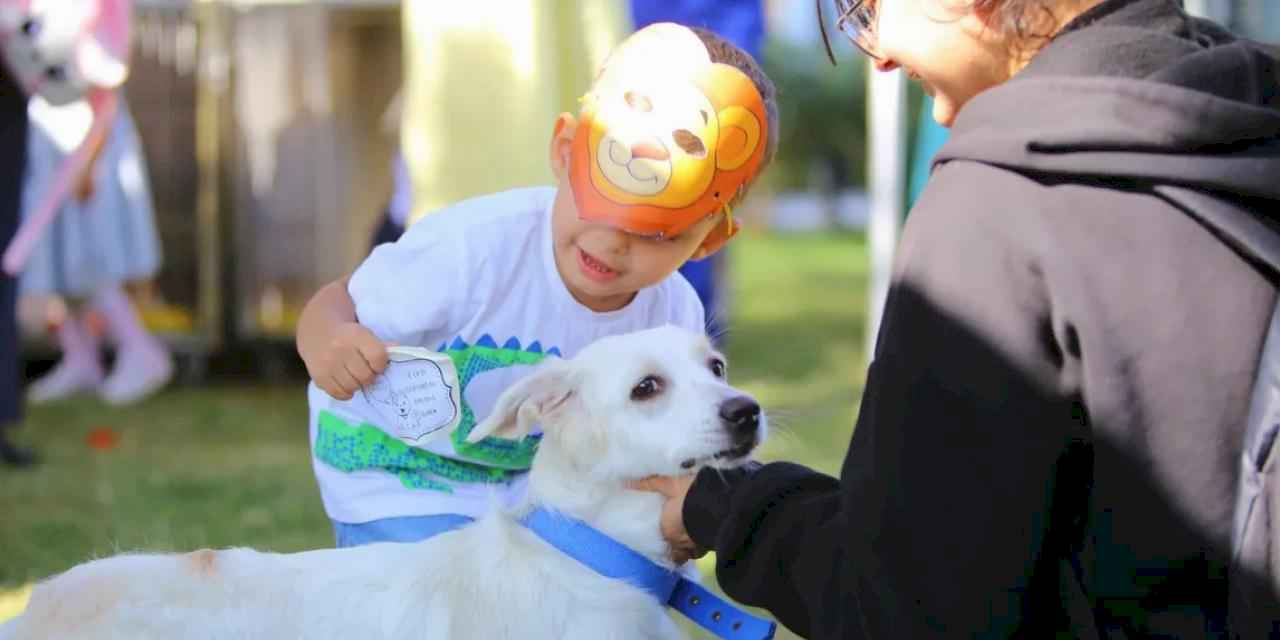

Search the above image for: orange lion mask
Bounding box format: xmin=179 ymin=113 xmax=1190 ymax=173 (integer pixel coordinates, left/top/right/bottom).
xmin=568 ymin=23 xmax=768 ymax=255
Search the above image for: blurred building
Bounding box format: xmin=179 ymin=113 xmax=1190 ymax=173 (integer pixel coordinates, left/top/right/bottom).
xmin=399 ymin=1 xmax=629 ymax=223
xmin=120 ymin=0 xmax=402 ymax=370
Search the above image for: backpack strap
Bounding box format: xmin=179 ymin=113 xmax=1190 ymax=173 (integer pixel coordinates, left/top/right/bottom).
xmin=1150 ymin=184 xmax=1280 ymax=636
xmin=1227 ymin=294 xmax=1280 ymax=637
xmin=1151 ymin=185 xmax=1280 ymax=283
xmin=1233 ymin=298 xmax=1280 ymax=558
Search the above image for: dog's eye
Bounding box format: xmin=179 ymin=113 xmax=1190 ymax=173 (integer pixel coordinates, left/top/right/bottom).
xmin=631 ymin=375 xmax=663 ymax=401
xmin=710 ymin=359 xmax=726 ymax=379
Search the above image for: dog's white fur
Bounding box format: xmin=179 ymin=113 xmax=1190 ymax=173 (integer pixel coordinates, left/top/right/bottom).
xmin=1 ymin=326 xmax=766 ymax=640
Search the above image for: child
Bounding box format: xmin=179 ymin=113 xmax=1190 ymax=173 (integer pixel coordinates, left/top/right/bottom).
xmin=19 ymin=97 xmax=172 ymax=406
xmin=296 ymin=23 xmax=778 ymax=547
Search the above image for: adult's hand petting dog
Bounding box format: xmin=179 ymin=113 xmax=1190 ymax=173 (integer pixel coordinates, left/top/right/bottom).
xmin=631 ymin=474 xmax=705 ymax=565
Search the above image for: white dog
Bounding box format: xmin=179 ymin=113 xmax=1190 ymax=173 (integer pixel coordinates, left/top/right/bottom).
xmin=1 ymin=325 xmax=767 ymax=639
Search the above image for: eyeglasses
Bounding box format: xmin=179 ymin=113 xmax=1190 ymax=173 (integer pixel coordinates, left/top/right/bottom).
xmin=818 ymin=0 xmax=881 ymax=64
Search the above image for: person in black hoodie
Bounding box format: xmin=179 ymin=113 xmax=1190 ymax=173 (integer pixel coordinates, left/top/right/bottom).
xmin=633 ymin=0 xmax=1280 ymax=636
xmin=0 ymin=58 xmax=35 ymax=468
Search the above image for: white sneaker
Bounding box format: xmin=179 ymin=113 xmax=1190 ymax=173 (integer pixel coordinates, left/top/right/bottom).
xmin=100 ymin=340 xmax=175 ymax=406
xmin=27 ymin=357 xmax=105 ymax=405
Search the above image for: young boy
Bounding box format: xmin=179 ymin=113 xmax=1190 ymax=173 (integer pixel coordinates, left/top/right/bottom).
xmin=297 ymin=23 xmax=778 ymax=547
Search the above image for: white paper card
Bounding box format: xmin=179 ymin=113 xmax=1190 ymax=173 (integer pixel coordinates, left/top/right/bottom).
xmin=359 ymin=346 xmax=462 ymax=445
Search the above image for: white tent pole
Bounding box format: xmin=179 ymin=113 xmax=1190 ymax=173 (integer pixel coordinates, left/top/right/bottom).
xmin=1183 ymin=0 xmax=1232 ymax=23
xmin=865 ymin=65 xmax=908 ymax=359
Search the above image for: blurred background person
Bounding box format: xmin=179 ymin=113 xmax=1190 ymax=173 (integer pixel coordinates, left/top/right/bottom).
xmin=19 ymin=96 xmax=172 ymax=407
xmin=0 ymin=47 xmax=33 ymax=468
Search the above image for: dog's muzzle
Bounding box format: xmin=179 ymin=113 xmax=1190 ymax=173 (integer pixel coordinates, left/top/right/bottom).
xmin=719 ymin=396 xmax=761 ymax=443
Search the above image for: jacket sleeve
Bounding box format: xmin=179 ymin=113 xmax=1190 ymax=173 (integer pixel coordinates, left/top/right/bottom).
xmin=684 ymin=163 xmax=1090 ymax=638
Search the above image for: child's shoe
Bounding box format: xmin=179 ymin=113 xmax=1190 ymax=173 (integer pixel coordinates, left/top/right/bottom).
xmin=27 ymin=356 xmax=104 ymax=404
xmin=28 ymin=314 xmax=104 ymax=404
xmin=99 ymin=338 xmax=174 ymax=406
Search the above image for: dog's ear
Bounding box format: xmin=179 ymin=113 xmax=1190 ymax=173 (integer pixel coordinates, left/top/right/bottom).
xmin=467 ymin=359 xmax=574 ymax=443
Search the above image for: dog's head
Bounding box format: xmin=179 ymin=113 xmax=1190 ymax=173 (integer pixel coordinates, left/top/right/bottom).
xmin=467 ymin=325 xmax=765 ymax=480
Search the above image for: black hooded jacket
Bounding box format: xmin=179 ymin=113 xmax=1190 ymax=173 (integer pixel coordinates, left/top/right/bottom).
xmin=683 ymin=1 xmax=1280 ymax=637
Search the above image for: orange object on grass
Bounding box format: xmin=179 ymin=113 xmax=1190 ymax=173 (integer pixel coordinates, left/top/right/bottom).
xmin=86 ymin=427 xmax=120 ymax=450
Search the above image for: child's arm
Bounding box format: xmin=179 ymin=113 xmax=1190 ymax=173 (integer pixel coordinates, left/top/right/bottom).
xmin=296 ymin=275 xmax=390 ymax=400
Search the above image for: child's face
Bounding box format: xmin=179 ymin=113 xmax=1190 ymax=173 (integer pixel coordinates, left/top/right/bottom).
xmin=549 ymin=183 xmax=718 ymax=313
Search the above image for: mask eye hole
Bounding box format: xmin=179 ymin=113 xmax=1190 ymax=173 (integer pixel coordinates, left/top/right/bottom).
xmin=672 ymin=130 xmax=706 ymax=158
xmin=625 ymin=91 xmax=653 ymax=112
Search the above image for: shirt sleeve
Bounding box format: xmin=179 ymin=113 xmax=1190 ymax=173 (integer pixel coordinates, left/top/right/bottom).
xmin=347 ymin=216 xmax=466 ymax=347
xmin=668 ymin=275 xmax=708 ymax=336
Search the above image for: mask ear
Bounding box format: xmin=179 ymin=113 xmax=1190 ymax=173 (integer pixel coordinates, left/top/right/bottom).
xmin=467 ymin=359 xmax=574 ymax=443
xmin=714 ymin=104 xmax=762 ymax=171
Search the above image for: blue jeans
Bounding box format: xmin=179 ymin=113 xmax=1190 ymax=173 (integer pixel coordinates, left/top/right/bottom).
xmin=332 ymin=514 xmax=475 ymax=548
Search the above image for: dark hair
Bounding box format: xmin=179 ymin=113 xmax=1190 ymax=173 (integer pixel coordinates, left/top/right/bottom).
xmin=817 ymin=0 xmax=1067 ymax=64
xmin=969 ymin=0 xmax=1065 ymax=48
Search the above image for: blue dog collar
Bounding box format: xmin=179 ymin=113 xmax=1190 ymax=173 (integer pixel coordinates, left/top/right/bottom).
xmin=520 ymin=507 xmax=777 ymax=639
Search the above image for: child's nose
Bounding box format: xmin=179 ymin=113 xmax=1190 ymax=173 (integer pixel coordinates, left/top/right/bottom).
xmin=596 ymin=226 xmax=631 ymax=256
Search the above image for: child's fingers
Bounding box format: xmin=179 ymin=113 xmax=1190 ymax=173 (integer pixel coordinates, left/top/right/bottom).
xmin=330 ymin=367 xmax=363 ymax=400
xmin=358 ymin=339 xmax=390 ymax=374
xmin=344 ymin=357 xmax=378 ymax=388
xmin=323 ymin=378 xmax=354 ymax=401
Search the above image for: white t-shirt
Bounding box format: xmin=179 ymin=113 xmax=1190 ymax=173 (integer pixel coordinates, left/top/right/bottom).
xmin=309 ymin=186 xmax=706 ymax=524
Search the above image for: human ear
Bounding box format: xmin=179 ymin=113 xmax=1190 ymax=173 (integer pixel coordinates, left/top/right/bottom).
xmin=549 ymin=113 xmax=577 ymax=180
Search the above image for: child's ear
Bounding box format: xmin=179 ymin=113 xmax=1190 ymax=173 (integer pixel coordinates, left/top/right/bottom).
xmin=690 ymin=214 xmax=731 ymax=260
xmin=549 ymin=113 xmax=577 ymax=180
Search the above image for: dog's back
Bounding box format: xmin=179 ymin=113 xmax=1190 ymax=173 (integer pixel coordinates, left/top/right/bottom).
xmin=5 ymin=512 xmax=680 ymax=639
xmin=6 ymin=325 xmax=761 ymax=639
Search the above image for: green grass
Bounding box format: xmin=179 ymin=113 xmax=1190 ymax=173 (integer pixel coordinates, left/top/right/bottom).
xmin=0 ymin=230 xmax=869 ymax=638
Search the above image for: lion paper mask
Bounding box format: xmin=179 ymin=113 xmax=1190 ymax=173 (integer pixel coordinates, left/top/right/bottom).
xmin=0 ymin=0 xmax=131 ymax=276
xmin=569 ymin=23 xmax=768 ymax=254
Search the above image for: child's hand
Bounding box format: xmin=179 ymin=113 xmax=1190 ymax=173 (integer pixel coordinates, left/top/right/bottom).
xmin=305 ymin=322 xmax=391 ymax=400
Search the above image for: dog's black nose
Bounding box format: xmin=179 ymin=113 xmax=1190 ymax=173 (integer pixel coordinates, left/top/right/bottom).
xmin=719 ymin=397 xmax=760 ymax=436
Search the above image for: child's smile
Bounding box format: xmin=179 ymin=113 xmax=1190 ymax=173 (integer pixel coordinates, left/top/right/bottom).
xmin=577 ymin=247 xmax=621 ymax=283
